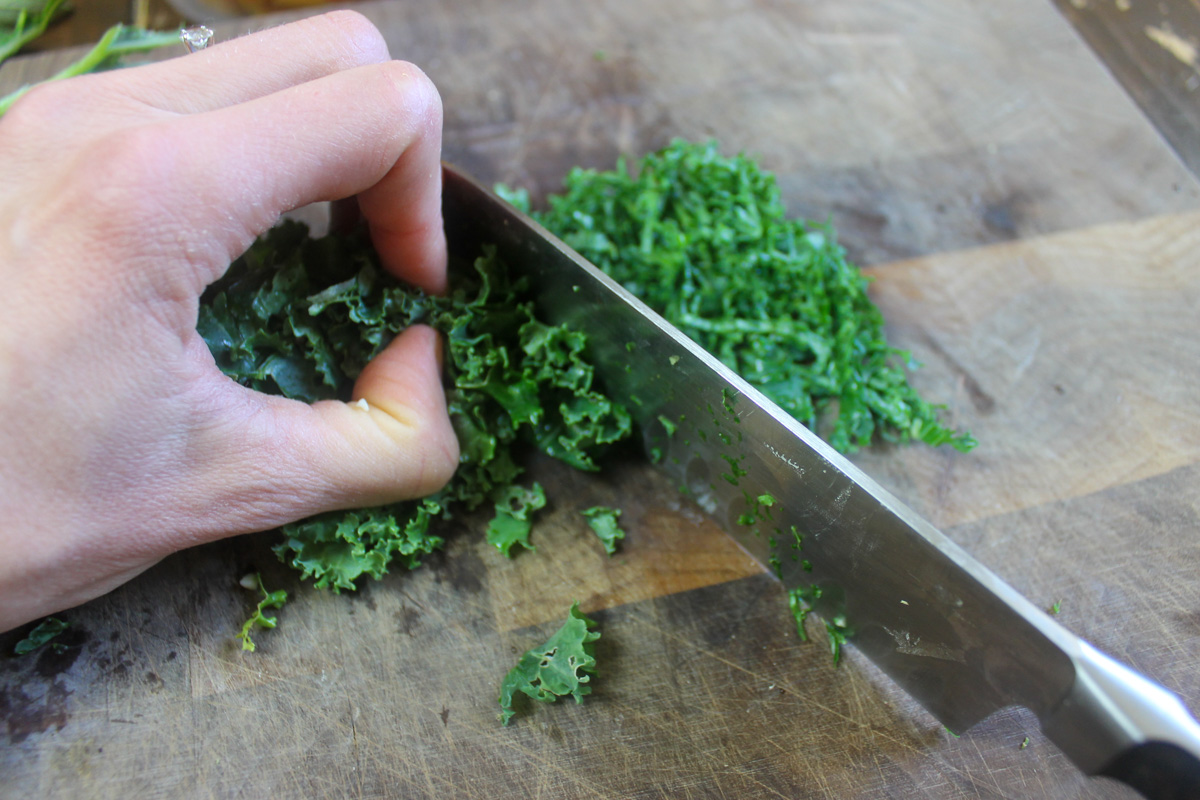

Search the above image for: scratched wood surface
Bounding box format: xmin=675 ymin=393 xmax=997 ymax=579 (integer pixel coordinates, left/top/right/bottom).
xmin=2 ymin=0 xmax=1200 ymax=797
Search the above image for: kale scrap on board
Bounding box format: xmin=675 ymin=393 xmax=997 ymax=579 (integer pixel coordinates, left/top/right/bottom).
xmin=498 ymin=602 xmax=600 ymax=725
xmin=199 ymin=221 xmax=632 ymax=592
xmin=502 ymin=139 xmax=975 ymax=454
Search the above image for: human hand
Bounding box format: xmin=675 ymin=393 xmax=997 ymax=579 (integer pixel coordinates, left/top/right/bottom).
xmin=0 ymin=11 xmax=459 ymax=632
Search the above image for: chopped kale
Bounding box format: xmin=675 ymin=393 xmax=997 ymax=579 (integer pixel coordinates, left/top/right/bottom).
xmin=13 ymin=616 xmax=68 ymax=655
xmin=581 ymin=506 xmax=625 ymax=555
xmin=507 ymin=140 xmax=975 ymax=454
xmin=498 ymin=602 xmax=600 ymax=725
xmin=200 ymin=222 xmax=631 ymax=591
xmin=236 ymin=573 xmax=287 ymax=652
xmin=487 ymin=483 xmax=547 ymax=557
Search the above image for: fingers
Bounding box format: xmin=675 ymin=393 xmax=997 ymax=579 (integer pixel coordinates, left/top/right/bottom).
xmin=106 ymin=10 xmax=394 ymax=115
xmin=198 ymin=326 xmax=458 ymax=540
xmin=128 ymin=58 xmax=445 ymax=294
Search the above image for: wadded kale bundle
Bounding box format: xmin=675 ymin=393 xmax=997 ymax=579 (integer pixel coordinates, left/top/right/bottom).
xmin=199 ymin=140 xmax=972 ymax=602
xmin=199 ymin=222 xmax=631 ymax=591
xmin=503 ymin=140 xmax=974 ymax=454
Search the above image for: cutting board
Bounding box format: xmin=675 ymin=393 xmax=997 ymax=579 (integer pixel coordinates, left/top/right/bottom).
xmin=2 ymin=1 xmax=1199 ymax=797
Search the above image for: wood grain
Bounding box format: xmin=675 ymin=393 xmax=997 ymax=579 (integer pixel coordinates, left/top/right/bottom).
xmin=852 ymin=210 xmax=1200 ymax=530
xmin=2 ymin=0 xmax=1200 ymax=797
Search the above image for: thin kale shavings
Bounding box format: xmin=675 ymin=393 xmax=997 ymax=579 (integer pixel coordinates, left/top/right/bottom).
xmin=199 ymin=221 xmax=631 ymax=591
xmin=498 ymin=602 xmax=600 ymax=725
xmin=502 ymin=140 xmax=975 ymax=454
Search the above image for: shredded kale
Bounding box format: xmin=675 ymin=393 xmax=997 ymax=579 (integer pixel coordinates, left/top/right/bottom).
xmin=581 ymin=506 xmax=625 ymax=555
xmin=498 ymin=602 xmax=600 ymax=725
xmin=200 ymin=222 xmax=631 ymax=591
xmin=504 ymin=140 xmax=975 ymax=454
xmin=236 ymin=573 xmax=287 ymax=652
xmin=12 ymin=616 xmax=68 ymax=655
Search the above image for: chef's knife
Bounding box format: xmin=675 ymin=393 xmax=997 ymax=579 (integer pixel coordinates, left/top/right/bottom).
xmin=441 ymin=164 xmax=1200 ymax=799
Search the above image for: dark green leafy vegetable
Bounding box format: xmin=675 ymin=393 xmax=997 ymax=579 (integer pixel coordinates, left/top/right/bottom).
xmin=503 ymin=140 xmax=975 ymax=454
xmin=581 ymin=506 xmax=625 ymax=555
xmin=236 ymin=573 xmax=287 ymax=652
xmin=498 ymin=602 xmax=600 ymax=725
xmin=487 ymin=483 xmax=546 ymax=556
xmin=200 ymin=222 xmax=631 ymax=591
xmin=788 ymin=584 xmax=853 ymax=666
xmin=13 ymin=616 xmax=68 ymax=655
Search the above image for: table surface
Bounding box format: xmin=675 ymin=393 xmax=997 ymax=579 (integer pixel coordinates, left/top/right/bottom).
xmin=2 ymin=1 xmax=1200 ymax=798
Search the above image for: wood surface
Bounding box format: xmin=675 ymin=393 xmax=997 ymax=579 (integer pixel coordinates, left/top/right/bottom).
xmin=3 ymin=0 xmax=1200 ymax=798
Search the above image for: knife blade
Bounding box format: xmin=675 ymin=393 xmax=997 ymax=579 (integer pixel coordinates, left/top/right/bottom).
xmin=441 ymin=163 xmax=1200 ymax=799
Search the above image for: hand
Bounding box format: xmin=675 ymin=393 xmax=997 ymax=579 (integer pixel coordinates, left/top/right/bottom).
xmin=0 ymin=11 xmax=460 ymax=632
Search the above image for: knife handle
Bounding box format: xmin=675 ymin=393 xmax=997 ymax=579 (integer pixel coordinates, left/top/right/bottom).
xmin=1099 ymin=742 xmax=1200 ymax=800
xmin=1041 ymin=641 xmax=1200 ymax=800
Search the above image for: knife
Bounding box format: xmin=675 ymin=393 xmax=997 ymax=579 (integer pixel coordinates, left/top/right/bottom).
xmin=441 ymin=163 xmax=1200 ymax=799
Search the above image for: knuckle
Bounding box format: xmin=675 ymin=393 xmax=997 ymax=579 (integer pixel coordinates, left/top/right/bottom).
xmin=1 ymin=79 xmax=77 ymax=133
xmin=379 ymin=60 xmax=442 ymax=117
xmin=313 ymin=9 xmax=391 ymax=67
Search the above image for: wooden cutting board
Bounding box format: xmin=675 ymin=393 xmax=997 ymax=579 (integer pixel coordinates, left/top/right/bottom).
xmin=2 ymin=1 xmax=1199 ymax=797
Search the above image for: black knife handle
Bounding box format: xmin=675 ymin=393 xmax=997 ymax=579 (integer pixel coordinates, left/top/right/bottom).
xmin=1099 ymin=742 xmax=1200 ymax=800
xmin=1041 ymin=641 xmax=1200 ymax=800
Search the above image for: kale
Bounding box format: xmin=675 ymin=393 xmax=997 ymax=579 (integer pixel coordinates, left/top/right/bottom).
xmin=486 ymin=483 xmax=546 ymax=557
xmin=504 ymin=140 xmax=975 ymax=454
xmin=498 ymin=602 xmax=600 ymax=725
xmin=236 ymin=573 xmax=287 ymax=652
xmin=13 ymin=616 xmax=68 ymax=655
xmin=581 ymin=506 xmax=625 ymax=555
xmin=200 ymin=222 xmax=631 ymax=592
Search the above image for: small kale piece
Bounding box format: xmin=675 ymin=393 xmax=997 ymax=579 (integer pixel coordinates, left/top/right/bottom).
xmin=581 ymin=506 xmax=625 ymax=555
xmin=200 ymin=222 xmax=631 ymax=592
xmin=487 ymin=483 xmax=547 ymax=556
xmin=788 ymin=584 xmax=853 ymax=666
xmin=498 ymin=602 xmax=600 ymax=725
xmin=236 ymin=573 xmax=288 ymax=652
xmin=13 ymin=616 xmax=68 ymax=655
xmin=516 ymin=139 xmax=975 ymax=454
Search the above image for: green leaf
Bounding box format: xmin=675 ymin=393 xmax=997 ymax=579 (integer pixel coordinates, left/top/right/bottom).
xmin=487 ymin=483 xmax=547 ymax=557
xmin=236 ymin=573 xmax=288 ymax=652
xmin=13 ymin=616 xmax=68 ymax=655
xmin=581 ymin=506 xmax=625 ymax=556
xmin=498 ymin=602 xmax=600 ymax=725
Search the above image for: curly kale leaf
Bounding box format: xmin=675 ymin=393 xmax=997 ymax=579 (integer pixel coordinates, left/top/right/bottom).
xmin=498 ymin=602 xmax=600 ymax=725
xmin=13 ymin=616 xmax=68 ymax=656
xmin=513 ymin=139 xmax=975 ymax=454
xmin=200 ymin=222 xmax=631 ymax=591
xmin=236 ymin=573 xmax=288 ymax=652
xmin=487 ymin=483 xmax=547 ymax=557
xmin=581 ymin=506 xmax=625 ymax=556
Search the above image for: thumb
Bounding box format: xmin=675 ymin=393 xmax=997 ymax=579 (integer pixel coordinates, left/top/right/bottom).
xmin=212 ymin=325 xmax=459 ymax=533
